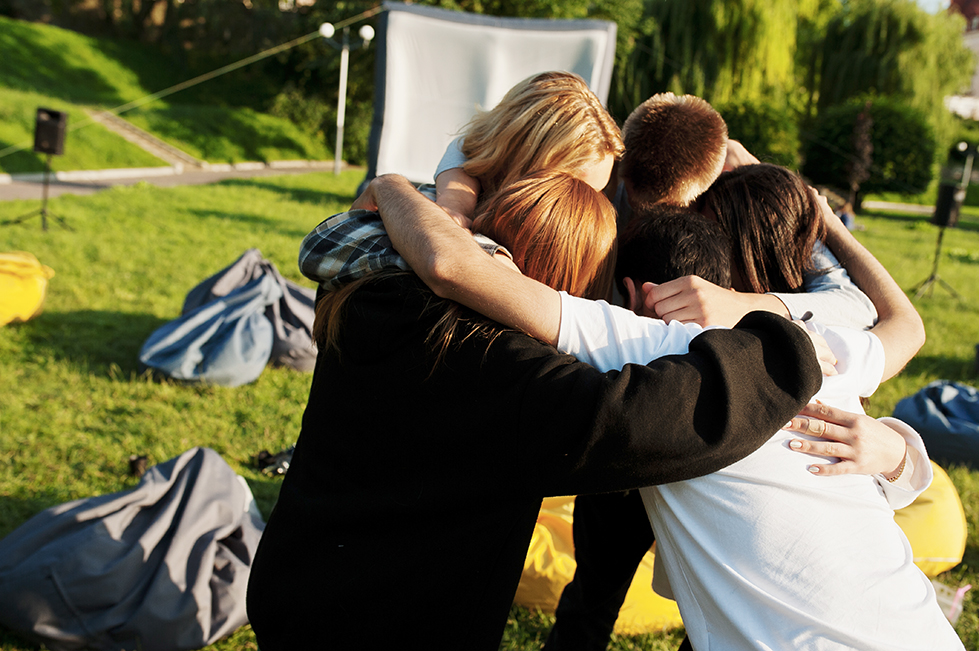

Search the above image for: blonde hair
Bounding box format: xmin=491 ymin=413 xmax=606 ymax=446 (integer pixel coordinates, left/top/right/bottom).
xmin=461 ymin=71 xmax=624 ymax=196
xmin=620 ymin=93 xmax=728 ymax=209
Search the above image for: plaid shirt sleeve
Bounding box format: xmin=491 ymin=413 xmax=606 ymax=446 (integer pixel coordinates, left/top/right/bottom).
xmin=298 ymin=185 xmax=510 ymax=292
xmin=298 ymin=209 xmax=412 ymax=291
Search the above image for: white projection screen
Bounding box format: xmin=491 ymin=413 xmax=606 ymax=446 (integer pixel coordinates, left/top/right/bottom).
xmin=363 ymin=2 xmax=617 ymax=186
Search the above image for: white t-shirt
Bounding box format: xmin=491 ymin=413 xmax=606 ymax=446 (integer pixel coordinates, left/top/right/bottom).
xmin=557 ymin=294 xmax=963 ymax=651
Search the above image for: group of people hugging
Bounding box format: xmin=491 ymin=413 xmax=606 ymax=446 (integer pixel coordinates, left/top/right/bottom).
xmin=246 ymin=71 xmax=965 ymax=650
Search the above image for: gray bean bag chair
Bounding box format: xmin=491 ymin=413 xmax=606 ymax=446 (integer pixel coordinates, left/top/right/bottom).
xmin=183 ymin=248 xmax=317 ymax=373
xmin=139 ymin=249 xmax=317 ymax=387
xmin=0 ymin=447 xmax=265 ymax=651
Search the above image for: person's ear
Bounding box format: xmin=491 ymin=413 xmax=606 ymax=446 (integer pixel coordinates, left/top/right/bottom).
xmin=623 ymin=277 xmax=640 ymax=313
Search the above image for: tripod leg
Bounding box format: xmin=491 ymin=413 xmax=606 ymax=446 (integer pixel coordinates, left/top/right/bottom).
xmin=937 ymin=276 xmax=963 ymax=300
xmin=41 ymin=154 xmax=52 ymax=231
xmin=911 ymin=226 xmax=959 ymax=301
xmin=912 ymin=275 xmax=938 ymax=300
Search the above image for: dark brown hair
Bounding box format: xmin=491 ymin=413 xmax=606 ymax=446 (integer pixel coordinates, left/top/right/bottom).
xmin=620 ymin=93 xmax=728 ymax=210
xmin=700 ymin=164 xmax=825 ymax=294
xmin=615 ymin=206 xmax=732 ymax=298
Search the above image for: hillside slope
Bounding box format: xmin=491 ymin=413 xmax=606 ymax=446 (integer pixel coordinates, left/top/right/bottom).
xmin=0 ymin=17 xmax=330 ymax=173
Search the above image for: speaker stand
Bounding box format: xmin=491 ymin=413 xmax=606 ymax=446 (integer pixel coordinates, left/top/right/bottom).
xmin=911 ymin=225 xmax=960 ymax=300
xmin=1 ymin=154 xmax=72 ymax=231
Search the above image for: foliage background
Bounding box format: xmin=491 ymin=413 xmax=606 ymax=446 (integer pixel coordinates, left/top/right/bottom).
xmin=3 ymin=0 xmax=973 ymax=188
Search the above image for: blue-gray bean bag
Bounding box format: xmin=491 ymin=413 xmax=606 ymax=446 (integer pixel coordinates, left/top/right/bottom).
xmin=893 ymin=380 xmax=979 ymax=468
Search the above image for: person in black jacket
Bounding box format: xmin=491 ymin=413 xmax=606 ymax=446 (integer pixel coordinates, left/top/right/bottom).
xmin=246 ymin=172 xmax=820 ymax=651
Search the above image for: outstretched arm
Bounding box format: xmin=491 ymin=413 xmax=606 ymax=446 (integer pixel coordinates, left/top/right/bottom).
xmin=359 ymin=174 xmax=563 ymax=345
xmin=813 ymin=193 xmax=925 ymax=380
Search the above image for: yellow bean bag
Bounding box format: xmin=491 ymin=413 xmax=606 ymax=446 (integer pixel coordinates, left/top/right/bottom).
xmin=516 ymin=468 xmax=965 ymax=635
xmin=0 ymin=252 xmax=54 ymax=326
xmin=895 ymin=461 xmax=967 ymax=577
xmin=513 ymin=496 xmax=682 ymax=636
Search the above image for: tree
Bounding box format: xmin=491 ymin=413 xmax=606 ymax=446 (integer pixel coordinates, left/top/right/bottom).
xmin=613 ymin=0 xmax=810 ymax=119
xmin=714 ymin=99 xmax=801 ymax=168
xmin=845 ymin=101 xmax=873 ymax=205
xmin=815 ymin=0 xmax=974 ymax=147
xmin=802 ymin=96 xmax=935 ymax=203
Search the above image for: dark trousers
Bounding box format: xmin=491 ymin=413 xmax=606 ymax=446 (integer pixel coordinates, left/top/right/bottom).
xmin=543 ymin=490 xmax=655 ymax=651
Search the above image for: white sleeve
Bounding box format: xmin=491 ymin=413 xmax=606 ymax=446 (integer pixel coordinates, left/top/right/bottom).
xmin=771 ymin=242 xmax=878 ymax=330
xmin=813 ymin=323 xmax=885 ymax=400
xmin=875 ymin=417 xmax=933 ymax=510
xmin=557 ymin=292 xmax=707 ymax=372
xmin=434 ymin=136 xmax=468 ymax=181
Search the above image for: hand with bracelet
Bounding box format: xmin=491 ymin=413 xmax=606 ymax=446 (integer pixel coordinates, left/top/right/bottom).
xmin=785 ymin=402 xmax=913 ymax=483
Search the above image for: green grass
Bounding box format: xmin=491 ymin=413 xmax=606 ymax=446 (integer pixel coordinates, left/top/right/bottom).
xmin=0 ymin=88 xmax=168 ymax=173
xmin=0 ymin=16 xmax=330 ymax=172
xmin=124 ymin=104 xmax=330 ymax=165
xmin=1 ymin=179 xmax=979 ymax=650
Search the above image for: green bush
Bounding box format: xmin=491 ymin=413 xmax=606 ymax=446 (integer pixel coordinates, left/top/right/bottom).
xmin=268 ymin=85 xmax=330 ymax=140
xmin=801 ymin=96 xmax=935 ymax=198
xmin=715 ymin=100 xmax=801 ymax=169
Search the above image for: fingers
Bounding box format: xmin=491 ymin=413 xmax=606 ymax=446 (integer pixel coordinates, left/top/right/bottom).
xmin=784 ymin=414 xmax=839 ymax=440
xmin=351 ymin=189 xmax=377 ymax=211
xmin=796 ymin=402 xmax=858 ymax=428
xmin=805 ymin=461 xmax=853 ymax=476
xmin=440 ymin=207 xmax=472 ymax=229
xmin=643 ymin=280 xmax=680 ymax=311
xmin=788 ymin=436 xmax=846 ymax=459
xmin=644 ymin=278 xmax=709 ymax=325
xmin=818 ymin=359 xmax=839 ymax=377
xmin=796 ymin=325 xmax=838 ymax=377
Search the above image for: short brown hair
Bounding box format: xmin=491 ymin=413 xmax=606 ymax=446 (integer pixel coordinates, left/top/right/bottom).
xmin=620 ymin=93 xmax=727 ymax=209
xmin=461 ymin=71 xmax=624 ymax=196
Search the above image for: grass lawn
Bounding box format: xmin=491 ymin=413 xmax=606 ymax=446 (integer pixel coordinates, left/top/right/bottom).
xmin=1 ymin=175 xmax=978 ymax=650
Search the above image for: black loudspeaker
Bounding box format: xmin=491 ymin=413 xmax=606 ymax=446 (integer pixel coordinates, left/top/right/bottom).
xmin=932 ymin=183 xmax=963 ymax=228
xmin=33 ymin=108 xmax=67 ymax=156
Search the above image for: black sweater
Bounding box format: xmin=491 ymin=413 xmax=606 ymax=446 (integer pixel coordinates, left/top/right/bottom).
xmin=247 ymin=274 xmax=820 ymax=650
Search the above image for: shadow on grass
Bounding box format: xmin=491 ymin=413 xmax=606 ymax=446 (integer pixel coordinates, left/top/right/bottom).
xmin=0 ymin=30 xmax=125 ymax=105
xmin=961 ymin=542 xmax=979 ymax=572
xmin=21 ymin=310 xmax=168 ymax=377
xmin=215 ymin=177 xmax=357 ymax=208
xmin=0 ymin=145 xmax=57 ymax=176
xmin=184 ymin=207 xmax=315 ymax=240
xmin=0 ymin=624 xmax=39 ymax=650
xmin=902 ymin=354 xmax=979 ymax=382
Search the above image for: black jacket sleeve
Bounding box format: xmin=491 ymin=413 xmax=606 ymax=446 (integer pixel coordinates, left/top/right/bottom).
xmin=480 ymin=310 xmax=822 ymax=497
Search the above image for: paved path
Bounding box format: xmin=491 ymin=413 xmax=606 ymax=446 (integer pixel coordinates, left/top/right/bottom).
xmin=0 ymin=162 xmax=351 ymax=202
xmin=862 ymin=200 xmax=934 ymax=215
xmin=1 ymin=167 xmax=936 ymax=217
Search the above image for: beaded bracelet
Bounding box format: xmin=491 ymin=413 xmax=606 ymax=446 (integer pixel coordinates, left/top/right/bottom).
xmin=885 ymin=450 xmax=909 ymax=483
